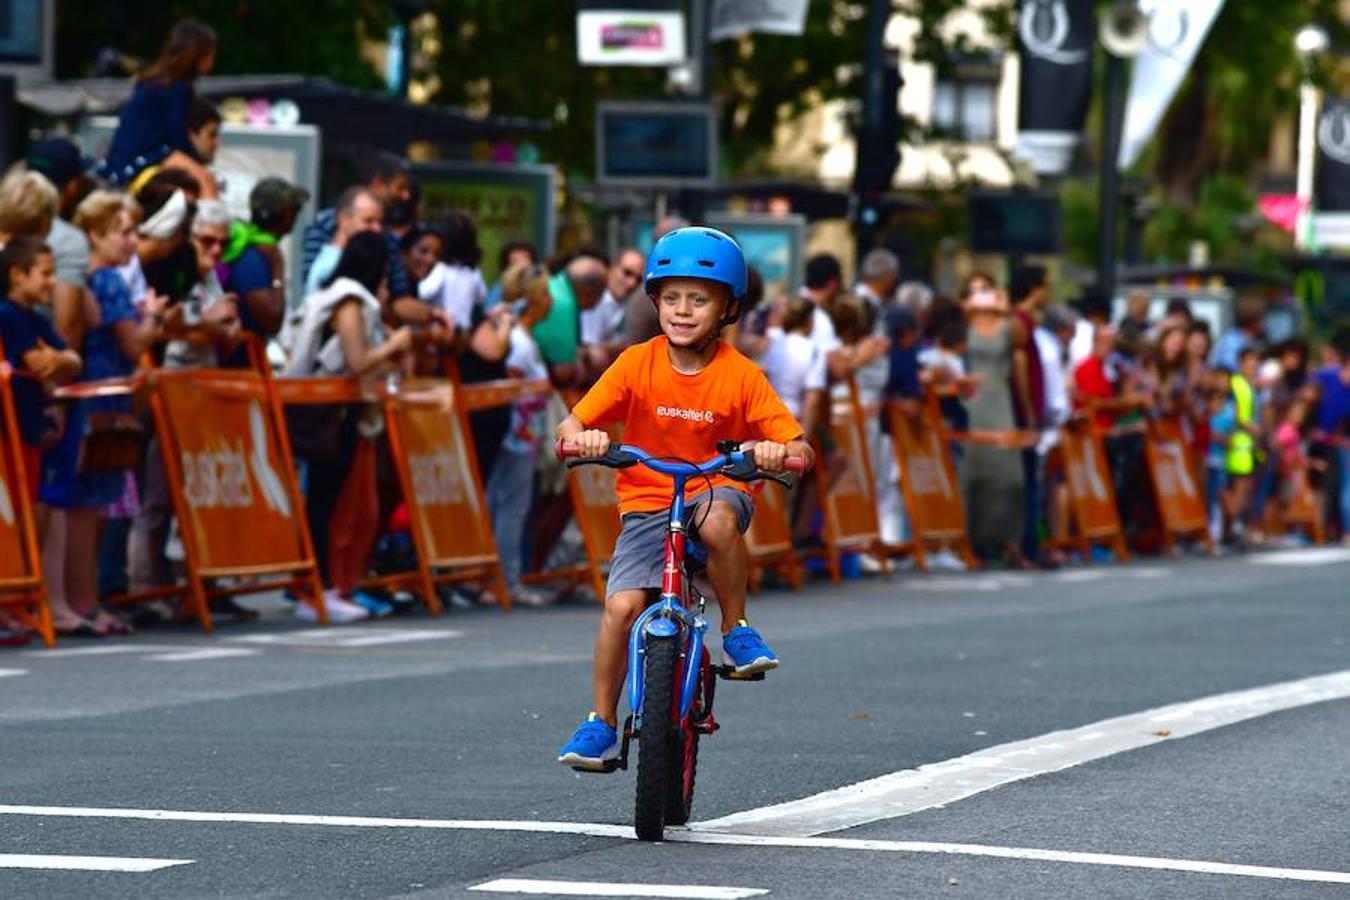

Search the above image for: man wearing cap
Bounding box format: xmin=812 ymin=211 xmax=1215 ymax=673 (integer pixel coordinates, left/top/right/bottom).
xmin=220 ymin=176 xmax=309 ymax=359
xmin=26 ymin=138 xmax=95 ymax=319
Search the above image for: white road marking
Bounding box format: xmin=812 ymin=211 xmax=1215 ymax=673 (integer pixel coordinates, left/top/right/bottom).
xmin=0 ymin=668 xmax=27 ymax=678
xmin=1126 ymin=567 xmax=1168 ymax=579
xmin=691 ymin=668 xmax=1350 ymax=837
xmin=912 ymin=577 xmax=1003 ymax=592
xmin=1249 ymin=547 xmax=1350 ymax=566
xmin=145 ymin=648 xmax=261 ymax=663
xmin=25 ymin=644 xmax=184 ymax=658
xmin=1053 ymin=569 xmax=1107 ymax=583
xmin=229 ymin=627 xmax=461 ymax=648
xmin=670 ymin=833 xmax=1350 ymax=886
xmin=0 ymin=853 xmax=193 ymax=872
xmin=0 ymin=805 xmax=1345 ymax=886
xmin=470 ymin=879 xmax=768 ymax=898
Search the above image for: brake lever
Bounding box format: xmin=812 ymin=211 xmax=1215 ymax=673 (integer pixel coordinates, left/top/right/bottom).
xmin=755 ymin=472 xmax=796 ymax=489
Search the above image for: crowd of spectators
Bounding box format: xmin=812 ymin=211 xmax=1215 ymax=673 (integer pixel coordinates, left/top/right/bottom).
xmin=1 ymin=18 xmax=1348 ymax=646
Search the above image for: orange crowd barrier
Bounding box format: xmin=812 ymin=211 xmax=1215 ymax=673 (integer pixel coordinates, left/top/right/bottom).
xmin=275 ymin=375 xmax=522 ymax=613
xmin=1273 ymin=465 xmax=1326 ymax=545
xmin=520 ymin=388 xmax=615 ymax=601
xmin=1055 ymin=415 xmax=1129 ymax=563
xmin=382 ymin=378 xmax=513 ymax=612
xmin=560 ymin=430 xmax=621 ymax=601
xmin=1143 ymin=415 xmax=1214 ymax=554
xmin=887 ymin=397 xmax=978 ymax=572
xmin=745 ymin=476 xmax=802 ymax=592
xmin=808 ymin=383 xmax=890 ymax=582
xmin=0 ymin=359 xmax=52 ymax=646
xmin=137 ymin=368 xmax=326 ymax=629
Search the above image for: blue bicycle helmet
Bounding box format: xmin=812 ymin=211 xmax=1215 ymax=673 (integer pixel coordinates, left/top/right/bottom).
xmin=644 ymin=226 xmax=748 ymax=324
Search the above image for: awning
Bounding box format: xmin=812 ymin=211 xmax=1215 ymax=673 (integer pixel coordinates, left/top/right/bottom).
xmin=17 ymin=74 xmax=546 ymax=152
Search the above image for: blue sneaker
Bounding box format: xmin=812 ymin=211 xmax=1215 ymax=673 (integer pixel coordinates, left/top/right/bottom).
xmin=723 ymin=620 xmax=779 ymax=676
xmin=557 ymin=713 xmax=620 ymax=771
xmin=350 ymin=590 xmax=394 ymax=618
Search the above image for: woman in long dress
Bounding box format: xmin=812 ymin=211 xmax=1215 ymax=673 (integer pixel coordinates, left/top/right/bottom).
xmin=959 ymin=287 xmax=1034 ymax=565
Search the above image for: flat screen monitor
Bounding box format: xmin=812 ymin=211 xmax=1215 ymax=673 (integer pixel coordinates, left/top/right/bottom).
xmin=596 ymin=102 xmax=717 ymax=187
xmin=968 ymin=191 xmax=1061 ymax=255
xmin=0 ymin=0 xmax=53 ymax=81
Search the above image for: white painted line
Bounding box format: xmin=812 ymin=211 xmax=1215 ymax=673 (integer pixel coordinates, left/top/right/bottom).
xmin=0 ymin=805 xmax=1345 ymax=886
xmin=670 ymin=833 xmax=1350 ymax=887
xmin=0 ymin=668 xmax=27 ymax=678
xmin=229 ymin=627 xmax=461 ymax=647
xmin=470 ymin=878 xmax=768 ymax=898
xmin=913 ymin=576 xmax=1003 ymax=592
xmin=1249 ymin=547 xmax=1350 ymax=566
xmin=26 ymin=644 xmax=183 ymax=658
xmin=692 ymin=668 xmax=1350 ymax=837
xmin=0 ymin=805 xmax=633 ymax=839
xmin=145 ymin=647 xmax=261 ymax=663
xmin=1053 ymin=569 xmax=1106 ymax=583
xmin=324 ymin=630 xmax=464 ymax=648
xmin=1126 ymin=567 xmax=1168 ymax=579
xmin=0 ymin=853 xmax=193 ymax=872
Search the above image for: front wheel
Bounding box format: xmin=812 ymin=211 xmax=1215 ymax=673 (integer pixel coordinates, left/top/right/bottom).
xmin=634 ymin=635 xmax=678 ymax=841
xmin=664 ymin=647 xmax=710 ymax=826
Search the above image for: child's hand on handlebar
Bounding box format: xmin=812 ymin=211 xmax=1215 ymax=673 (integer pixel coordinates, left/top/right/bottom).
xmin=751 ymin=440 xmax=788 ymax=473
xmin=575 ymin=429 xmax=612 ymax=458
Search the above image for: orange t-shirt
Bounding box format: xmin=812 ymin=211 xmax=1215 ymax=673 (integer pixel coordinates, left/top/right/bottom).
xmin=571 ymin=337 xmax=804 ymax=514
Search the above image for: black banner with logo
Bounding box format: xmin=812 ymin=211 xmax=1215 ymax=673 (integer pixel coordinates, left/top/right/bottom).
xmin=1316 ymin=95 xmax=1350 ymax=213
xmin=1015 ymin=0 xmax=1096 ymax=174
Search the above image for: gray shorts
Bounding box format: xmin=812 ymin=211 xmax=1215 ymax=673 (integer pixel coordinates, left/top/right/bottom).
xmin=606 ymin=487 xmax=754 ymax=597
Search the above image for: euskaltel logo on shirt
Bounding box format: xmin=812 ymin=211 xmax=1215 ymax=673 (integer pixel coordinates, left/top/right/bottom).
xmin=656 ymin=404 xmax=716 ymax=424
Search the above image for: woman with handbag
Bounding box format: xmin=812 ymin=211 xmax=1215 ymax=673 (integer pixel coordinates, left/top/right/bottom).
xmin=41 ymin=191 xmax=166 ymax=636
xmin=284 ymin=232 xmax=414 ymax=622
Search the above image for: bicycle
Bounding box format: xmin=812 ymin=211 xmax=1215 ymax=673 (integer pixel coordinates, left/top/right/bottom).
xmin=557 ymin=438 xmax=806 ymax=841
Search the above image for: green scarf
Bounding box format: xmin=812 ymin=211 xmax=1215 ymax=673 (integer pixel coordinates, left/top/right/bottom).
xmin=222 ymin=220 xmax=277 ymax=265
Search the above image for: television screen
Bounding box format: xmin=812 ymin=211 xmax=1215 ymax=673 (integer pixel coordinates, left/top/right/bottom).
xmin=968 ymin=192 xmax=1061 ymax=254
xmin=597 ymin=103 xmax=716 ymax=186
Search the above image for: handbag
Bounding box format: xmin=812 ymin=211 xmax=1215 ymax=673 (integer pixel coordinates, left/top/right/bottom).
xmin=77 ymin=412 xmax=145 ymax=474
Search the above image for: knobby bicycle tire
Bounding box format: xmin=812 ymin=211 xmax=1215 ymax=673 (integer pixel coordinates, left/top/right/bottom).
xmin=634 ymin=634 xmax=678 ymax=841
xmin=664 ymin=648 xmax=709 ymax=826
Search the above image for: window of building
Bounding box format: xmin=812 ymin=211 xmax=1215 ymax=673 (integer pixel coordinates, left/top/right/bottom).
xmin=931 ymin=58 xmax=1000 ymax=143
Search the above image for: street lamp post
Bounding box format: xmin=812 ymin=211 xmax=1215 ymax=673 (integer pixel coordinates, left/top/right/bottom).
xmin=1294 ymin=24 xmax=1329 ymax=252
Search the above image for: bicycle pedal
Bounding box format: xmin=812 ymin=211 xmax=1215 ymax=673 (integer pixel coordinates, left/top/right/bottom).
xmin=715 ymin=664 xmax=765 ymax=682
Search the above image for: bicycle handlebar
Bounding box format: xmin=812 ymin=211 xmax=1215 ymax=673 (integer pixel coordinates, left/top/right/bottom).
xmin=555 ymin=439 xmax=808 ymax=485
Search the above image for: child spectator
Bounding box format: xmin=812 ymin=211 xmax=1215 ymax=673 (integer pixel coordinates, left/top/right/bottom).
xmin=0 ymin=238 xmax=82 ymax=501
xmin=918 ymin=310 xmax=971 ymax=434
xmin=1224 ymin=347 xmax=1262 ymax=541
xmin=1205 ymin=370 xmax=1236 ymax=544
xmin=99 ymin=19 xmax=218 ymax=197
xmin=186 ymin=97 xmax=222 ymax=170
xmin=0 ymin=238 xmax=81 ymax=643
xmin=486 ymin=262 xmax=554 ymax=607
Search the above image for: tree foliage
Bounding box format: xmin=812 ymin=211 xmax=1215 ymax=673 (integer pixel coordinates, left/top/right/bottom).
xmin=54 ymin=0 xmax=389 ymax=88
xmin=426 ymin=1 xmax=875 ymax=180
xmin=1149 ymin=0 xmax=1349 ymax=200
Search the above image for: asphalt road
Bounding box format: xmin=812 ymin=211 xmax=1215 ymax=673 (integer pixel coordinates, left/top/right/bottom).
xmin=1 ymin=547 xmax=1348 ymax=899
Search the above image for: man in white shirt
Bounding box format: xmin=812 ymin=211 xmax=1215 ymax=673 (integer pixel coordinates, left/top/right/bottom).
xmin=580 ymin=247 xmax=643 ymax=367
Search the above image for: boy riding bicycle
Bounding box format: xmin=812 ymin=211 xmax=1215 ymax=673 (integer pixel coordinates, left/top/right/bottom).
xmin=556 ymin=227 xmax=814 ymax=771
